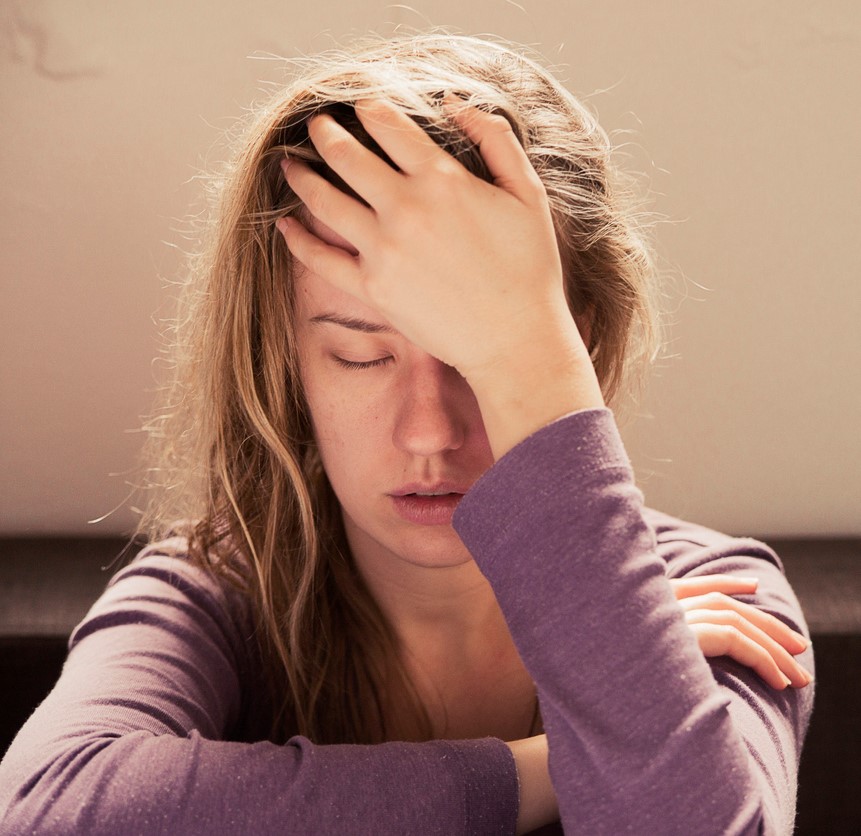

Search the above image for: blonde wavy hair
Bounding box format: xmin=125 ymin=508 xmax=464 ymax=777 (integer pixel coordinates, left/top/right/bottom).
xmin=137 ymin=32 xmax=659 ymax=745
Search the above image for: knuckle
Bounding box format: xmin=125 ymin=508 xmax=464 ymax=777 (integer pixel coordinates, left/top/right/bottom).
xmin=523 ymin=174 xmax=550 ymax=203
xmin=723 ymin=610 xmax=744 ymax=629
xmin=484 ymin=112 xmax=513 ymax=133
xmin=300 ymin=248 xmax=324 ymax=278
xmin=426 ymin=160 xmax=463 ymax=192
xmin=704 ymin=591 xmax=727 ymax=608
xmin=304 ymin=243 xmax=330 ymax=277
xmin=716 ymin=624 xmax=738 ymax=648
xmin=322 ymin=135 xmax=354 ymax=166
xmin=361 ymin=257 xmax=393 ymax=303
xmin=303 ymin=180 xmax=329 ymax=213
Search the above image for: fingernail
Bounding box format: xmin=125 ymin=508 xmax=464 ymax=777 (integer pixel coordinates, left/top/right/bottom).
xmin=781 ymin=673 xmax=792 ymax=688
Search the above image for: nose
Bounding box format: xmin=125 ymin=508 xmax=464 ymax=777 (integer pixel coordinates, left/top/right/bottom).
xmin=392 ymin=357 xmax=473 ymax=458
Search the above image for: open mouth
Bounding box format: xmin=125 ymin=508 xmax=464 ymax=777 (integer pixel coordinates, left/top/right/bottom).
xmin=390 ymin=492 xmax=465 ymax=525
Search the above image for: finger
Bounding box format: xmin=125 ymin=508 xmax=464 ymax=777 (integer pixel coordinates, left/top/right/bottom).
xmin=684 ymin=610 xmax=811 ymax=689
xmin=669 ymin=575 xmax=758 ymax=600
xmin=676 ymin=592 xmax=809 ymax=655
xmin=354 ymin=98 xmax=449 ymax=175
xmin=687 ymin=623 xmax=792 ymax=690
xmin=282 ymin=156 xmax=376 ymax=252
xmin=276 ymin=216 xmax=362 ymax=296
xmin=443 ymin=97 xmax=545 ymax=202
xmin=305 ymin=113 xmax=406 ymax=210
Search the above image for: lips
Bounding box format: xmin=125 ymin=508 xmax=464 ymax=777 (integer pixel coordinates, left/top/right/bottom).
xmin=389 ymin=482 xmax=470 ymax=526
xmin=390 ymin=481 xmax=470 ymax=498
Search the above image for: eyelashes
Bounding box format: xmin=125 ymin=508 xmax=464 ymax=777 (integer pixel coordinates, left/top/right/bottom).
xmin=333 ymin=355 xmax=393 ymax=371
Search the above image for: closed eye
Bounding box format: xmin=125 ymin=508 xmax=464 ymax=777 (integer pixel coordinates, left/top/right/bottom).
xmin=333 ymin=355 xmax=393 ymax=371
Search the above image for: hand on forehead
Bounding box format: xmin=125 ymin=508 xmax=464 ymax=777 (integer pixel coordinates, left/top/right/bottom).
xmin=295 ymin=217 xmax=396 ymax=333
xmin=278 ymin=98 xmax=576 ymax=383
xmin=307 ymin=216 xmax=359 ymax=257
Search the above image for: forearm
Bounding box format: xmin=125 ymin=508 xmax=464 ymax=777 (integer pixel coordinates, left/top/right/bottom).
xmin=455 ymin=409 xmax=811 ymax=834
xmin=0 ymin=554 xmax=521 ymax=835
xmin=506 ymin=735 xmax=559 ymax=835
xmin=1 ymin=723 xmax=517 ymax=835
xmin=465 ymin=311 xmax=603 ymax=460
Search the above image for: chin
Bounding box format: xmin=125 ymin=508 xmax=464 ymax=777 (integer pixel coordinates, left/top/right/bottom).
xmin=399 ymin=528 xmax=476 ymax=569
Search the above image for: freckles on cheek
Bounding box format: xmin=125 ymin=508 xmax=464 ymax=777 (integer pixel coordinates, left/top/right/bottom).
xmin=306 ymin=384 xmax=382 ymax=454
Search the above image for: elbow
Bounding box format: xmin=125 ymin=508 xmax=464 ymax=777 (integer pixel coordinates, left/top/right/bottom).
xmin=0 ymin=759 xmax=57 ymax=834
xmin=0 ymin=735 xmax=119 ymax=835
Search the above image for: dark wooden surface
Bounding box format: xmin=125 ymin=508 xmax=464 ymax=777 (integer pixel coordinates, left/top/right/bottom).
xmin=0 ymin=537 xmax=131 ymax=636
xmin=1 ymin=535 xmax=859 ymax=833
xmin=771 ymin=538 xmax=861 ymax=835
xmin=774 ymin=538 xmax=861 ymax=635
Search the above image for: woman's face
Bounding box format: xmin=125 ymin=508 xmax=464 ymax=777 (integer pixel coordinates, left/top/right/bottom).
xmin=294 ymin=222 xmax=494 ymax=574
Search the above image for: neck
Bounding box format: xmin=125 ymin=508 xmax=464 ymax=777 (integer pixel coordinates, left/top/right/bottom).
xmin=345 ymin=521 xmax=538 ymax=739
xmin=347 ymin=528 xmax=503 ymax=650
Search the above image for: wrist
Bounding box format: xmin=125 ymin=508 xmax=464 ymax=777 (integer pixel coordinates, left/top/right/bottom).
xmin=507 ymin=735 xmax=559 ymax=834
xmin=465 ymin=318 xmax=604 ymax=460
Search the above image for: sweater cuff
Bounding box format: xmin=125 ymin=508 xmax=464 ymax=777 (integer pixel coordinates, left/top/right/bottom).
xmin=453 ymin=408 xmax=632 ymax=573
xmin=439 ymin=737 xmax=519 ymax=834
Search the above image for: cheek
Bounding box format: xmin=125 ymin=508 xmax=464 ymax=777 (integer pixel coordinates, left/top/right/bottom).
xmin=302 ymin=374 xmax=386 ymax=480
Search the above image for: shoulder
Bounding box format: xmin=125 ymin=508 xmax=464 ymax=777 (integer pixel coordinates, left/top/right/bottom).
xmin=71 ymin=530 xmax=256 ymax=657
xmin=644 ymin=507 xmax=784 ymax=575
xmin=643 ymin=507 xmax=809 ymax=638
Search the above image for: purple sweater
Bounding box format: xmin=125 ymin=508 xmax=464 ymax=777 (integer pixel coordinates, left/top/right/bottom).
xmin=0 ymin=409 xmax=813 ymax=834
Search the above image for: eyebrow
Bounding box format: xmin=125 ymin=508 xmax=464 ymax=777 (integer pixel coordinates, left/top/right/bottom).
xmin=309 ymin=313 xmax=396 ymax=334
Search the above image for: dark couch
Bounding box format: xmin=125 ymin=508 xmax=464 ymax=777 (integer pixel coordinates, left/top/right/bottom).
xmin=1 ymin=536 xmax=858 ymax=833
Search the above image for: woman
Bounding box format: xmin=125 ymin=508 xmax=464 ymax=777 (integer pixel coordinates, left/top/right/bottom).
xmin=0 ymin=33 xmax=812 ymax=834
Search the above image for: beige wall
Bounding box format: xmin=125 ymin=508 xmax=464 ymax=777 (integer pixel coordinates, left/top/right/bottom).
xmin=1 ymin=0 xmax=859 ymax=536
